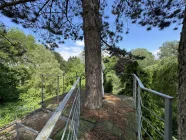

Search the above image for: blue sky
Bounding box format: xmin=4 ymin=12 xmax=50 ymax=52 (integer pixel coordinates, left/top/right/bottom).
xmin=0 ymin=13 xmax=182 ymax=60
xmin=119 ymin=24 xmax=181 ymax=51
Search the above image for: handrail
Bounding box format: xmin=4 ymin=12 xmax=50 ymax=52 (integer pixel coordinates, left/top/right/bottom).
xmin=61 ymin=88 xmax=80 ymax=139
xmin=35 ymin=77 xmax=80 ymax=140
xmin=133 ymin=74 xmax=144 ymax=88
xmin=142 ymin=87 xmax=173 ymax=99
xmin=133 ymin=74 xmax=173 ymax=140
xmin=133 ymin=74 xmax=173 ymax=99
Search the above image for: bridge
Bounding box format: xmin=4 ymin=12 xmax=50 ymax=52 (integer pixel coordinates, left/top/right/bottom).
xmin=0 ymin=74 xmax=173 ymax=140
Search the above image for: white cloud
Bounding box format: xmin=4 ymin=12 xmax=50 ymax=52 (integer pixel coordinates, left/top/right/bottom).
xmin=58 ymin=45 xmax=83 ymax=60
xmin=57 ymin=40 xmax=84 ymax=60
xmin=75 ymin=40 xmax=84 ymax=47
xmin=102 ymin=50 xmax=110 ymax=57
xmin=152 ymin=49 xmax=160 ymax=60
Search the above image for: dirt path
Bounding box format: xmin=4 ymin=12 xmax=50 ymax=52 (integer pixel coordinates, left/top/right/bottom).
xmin=79 ymin=93 xmax=137 ymax=140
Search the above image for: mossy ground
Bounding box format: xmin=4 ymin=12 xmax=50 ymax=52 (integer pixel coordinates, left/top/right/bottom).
xmin=78 ymin=93 xmax=137 ymax=140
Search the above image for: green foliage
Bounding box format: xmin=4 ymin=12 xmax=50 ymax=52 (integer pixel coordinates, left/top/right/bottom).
xmin=103 ymin=56 xmax=121 ymax=94
xmin=158 ymin=41 xmax=178 ymax=59
xmin=131 ymin=48 xmax=155 ymax=68
xmin=146 ymin=58 xmax=178 ymax=97
xmin=103 ymin=48 xmax=175 ymax=138
xmin=0 ymin=28 xmax=27 ymax=62
xmin=104 ymin=70 xmax=121 ymax=94
xmin=103 ymin=56 xmax=118 ymax=74
xmin=66 ymin=56 xmax=84 ymax=74
xmin=53 ymin=52 xmax=67 ymax=72
xmin=117 ymin=60 xmax=139 ymax=96
xmin=104 ymin=79 xmax=113 ymax=93
xmin=145 ymin=56 xmax=178 ymax=137
xmin=0 ymin=29 xmax=33 ymax=102
xmin=141 ymin=40 xmax=178 ymax=138
xmin=0 ymin=64 xmax=30 ymax=101
xmin=64 ymin=56 xmax=85 ymax=90
xmin=0 ymin=27 xmax=178 ymax=139
xmin=0 ymin=29 xmax=85 ymax=127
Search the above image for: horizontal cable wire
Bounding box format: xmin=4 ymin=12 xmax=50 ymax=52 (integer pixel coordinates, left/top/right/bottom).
xmin=141 ymin=104 xmax=164 ymax=122
xmin=61 ymin=88 xmax=80 ymax=140
xmin=142 ymin=116 xmax=164 ymax=138
xmin=141 ymin=126 xmax=154 ymax=140
xmin=36 ymin=77 xmax=80 ymax=140
xmin=68 ymin=92 xmax=79 ymax=140
xmin=132 ymin=73 xmax=173 ymax=140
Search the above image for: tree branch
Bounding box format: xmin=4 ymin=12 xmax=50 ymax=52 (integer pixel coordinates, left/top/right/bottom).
xmin=65 ymin=0 xmax=69 ymax=20
xmin=101 ymin=38 xmax=112 ymax=50
xmin=0 ymin=0 xmax=36 ymax=10
xmin=65 ymin=0 xmax=73 ymax=27
xmin=33 ymin=0 xmax=51 ymax=21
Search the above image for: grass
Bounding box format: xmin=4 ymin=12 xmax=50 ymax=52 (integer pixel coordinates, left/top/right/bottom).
xmin=0 ymin=93 xmax=59 ymax=128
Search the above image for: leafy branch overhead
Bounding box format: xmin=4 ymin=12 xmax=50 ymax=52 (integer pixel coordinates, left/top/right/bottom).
xmin=112 ymin=0 xmax=185 ymax=30
xmin=0 ymin=0 xmax=83 ymax=45
xmin=1 ymin=1 xmax=184 ymax=50
xmin=0 ymin=0 xmax=131 ymax=48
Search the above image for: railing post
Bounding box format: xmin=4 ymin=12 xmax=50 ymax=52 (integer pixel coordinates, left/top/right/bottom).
xmin=79 ymin=77 xmax=81 ymax=112
xmin=56 ymin=75 xmax=59 ymax=104
xmin=137 ymin=83 xmax=141 ymax=140
xmin=36 ymin=78 xmax=80 ymax=140
xmin=16 ymin=123 xmax=20 ymax=140
xmin=164 ymin=98 xmax=172 ymax=140
xmin=133 ymin=74 xmax=136 ymax=109
xmin=79 ymin=77 xmax=81 ymax=95
xmin=41 ymin=75 xmax=44 ymax=108
xmin=63 ymin=73 xmax=65 ymax=94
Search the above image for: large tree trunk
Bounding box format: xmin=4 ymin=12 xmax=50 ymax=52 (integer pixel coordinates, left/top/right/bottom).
xmin=178 ymin=6 xmax=186 ymax=140
xmin=82 ymin=0 xmax=102 ymax=109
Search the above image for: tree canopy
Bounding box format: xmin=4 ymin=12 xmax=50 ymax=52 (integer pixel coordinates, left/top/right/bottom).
xmin=158 ymin=41 xmax=179 ymax=59
xmin=112 ymin=0 xmax=185 ymax=31
xmin=1 ymin=0 xmax=186 ymax=138
xmin=131 ymin=48 xmax=155 ymax=68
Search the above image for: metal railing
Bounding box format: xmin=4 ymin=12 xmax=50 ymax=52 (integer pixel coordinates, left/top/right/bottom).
xmin=61 ymin=85 xmax=81 ymax=140
xmin=40 ymin=73 xmax=79 ymax=108
xmin=35 ymin=77 xmax=81 ymax=140
xmin=133 ymin=74 xmax=173 ymax=140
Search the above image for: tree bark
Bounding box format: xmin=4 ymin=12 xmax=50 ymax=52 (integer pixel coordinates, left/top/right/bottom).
xmin=82 ymin=0 xmax=102 ymax=109
xmin=178 ymin=6 xmax=186 ymax=140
